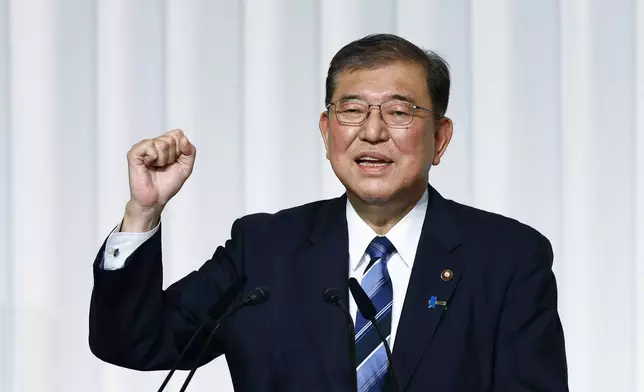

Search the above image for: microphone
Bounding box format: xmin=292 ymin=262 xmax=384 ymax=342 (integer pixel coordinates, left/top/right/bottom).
xmin=323 ymin=288 xmax=357 ymax=392
xmin=157 ymin=275 xmax=248 ymax=392
xmin=178 ymin=286 xmax=271 ymax=392
xmin=348 ymin=277 xmax=400 ymax=392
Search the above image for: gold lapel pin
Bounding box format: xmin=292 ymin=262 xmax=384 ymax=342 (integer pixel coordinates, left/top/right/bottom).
xmin=441 ymin=269 xmax=453 ymax=282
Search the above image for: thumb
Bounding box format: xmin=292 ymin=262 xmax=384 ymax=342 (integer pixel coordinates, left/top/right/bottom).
xmin=177 ymin=135 xmax=196 ymax=167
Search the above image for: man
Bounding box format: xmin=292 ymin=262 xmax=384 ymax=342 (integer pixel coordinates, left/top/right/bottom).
xmin=89 ymin=34 xmax=568 ymax=391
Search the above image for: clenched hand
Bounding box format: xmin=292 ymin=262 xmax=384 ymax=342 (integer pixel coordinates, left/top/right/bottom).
xmin=122 ymin=129 xmax=196 ymax=232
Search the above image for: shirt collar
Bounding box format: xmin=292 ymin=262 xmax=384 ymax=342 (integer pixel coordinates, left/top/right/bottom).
xmin=346 ymin=188 xmax=429 ymax=273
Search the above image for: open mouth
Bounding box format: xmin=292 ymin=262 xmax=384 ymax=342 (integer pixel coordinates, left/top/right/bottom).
xmin=356 ymin=157 xmax=392 ymax=167
xmin=354 ymin=153 xmax=393 ymax=170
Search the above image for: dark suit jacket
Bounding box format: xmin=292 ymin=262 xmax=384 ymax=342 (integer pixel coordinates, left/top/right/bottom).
xmin=89 ymin=185 xmax=568 ymax=391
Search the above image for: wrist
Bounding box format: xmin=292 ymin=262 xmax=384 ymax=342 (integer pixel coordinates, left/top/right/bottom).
xmin=121 ymin=201 xmax=163 ymax=232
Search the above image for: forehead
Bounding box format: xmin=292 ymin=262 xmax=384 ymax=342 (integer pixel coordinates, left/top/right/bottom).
xmin=332 ymin=61 xmax=430 ymax=104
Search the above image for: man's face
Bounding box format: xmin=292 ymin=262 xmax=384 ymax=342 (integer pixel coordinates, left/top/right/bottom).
xmin=319 ymin=61 xmax=452 ymax=205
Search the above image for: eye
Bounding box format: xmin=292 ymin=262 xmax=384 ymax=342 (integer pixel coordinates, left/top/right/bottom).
xmin=384 ymin=101 xmax=414 ymax=117
xmin=386 ymin=108 xmax=413 ymax=116
xmin=337 ymin=101 xmax=367 ymax=114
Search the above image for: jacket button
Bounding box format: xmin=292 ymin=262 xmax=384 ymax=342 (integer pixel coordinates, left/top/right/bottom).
xmin=441 ymin=269 xmax=453 ymax=282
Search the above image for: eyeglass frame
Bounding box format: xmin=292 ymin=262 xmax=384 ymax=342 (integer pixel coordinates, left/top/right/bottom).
xmin=325 ymin=98 xmax=442 ymax=127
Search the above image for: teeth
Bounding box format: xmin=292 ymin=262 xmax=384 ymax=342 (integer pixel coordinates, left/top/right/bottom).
xmin=358 ymin=157 xmax=389 ymax=162
xmin=359 ymin=161 xmax=388 ymax=167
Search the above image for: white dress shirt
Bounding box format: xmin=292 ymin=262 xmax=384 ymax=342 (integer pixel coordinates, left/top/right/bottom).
xmin=101 ymin=190 xmax=429 ymax=350
xmin=102 ymin=221 xmax=158 ymax=270
xmin=346 ymin=189 xmax=428 ymax=350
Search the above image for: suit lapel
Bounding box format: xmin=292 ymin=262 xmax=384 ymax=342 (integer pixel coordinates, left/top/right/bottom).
xmin=293 ymin=194 xmax=354 ymax=390
xmin=291 ymin=186 xmax=466 ymax=391
xmin=392 ymin=186 xmax=465 ymax=391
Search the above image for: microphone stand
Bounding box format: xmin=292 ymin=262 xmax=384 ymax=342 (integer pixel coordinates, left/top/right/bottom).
xmin=323 ymin=288 xmax=358 ymax=392
xmin=156 ymin=275 xmax=247 ymax=392
xmin=178 ymin=287 xmax=271 ymax=392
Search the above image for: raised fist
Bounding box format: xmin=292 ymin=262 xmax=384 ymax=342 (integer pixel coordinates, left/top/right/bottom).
xmin=122 ymin=129 xmax=196 ymax=231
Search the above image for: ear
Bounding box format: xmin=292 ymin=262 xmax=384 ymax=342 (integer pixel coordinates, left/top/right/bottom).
xmin=432 ymin=116 xmax=453 ymax=166
xmin=319 ymin=111 xmax=330 ymax=159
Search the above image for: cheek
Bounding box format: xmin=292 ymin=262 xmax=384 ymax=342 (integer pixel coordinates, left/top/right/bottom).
xmin=327 ymin=127 xmax=356 ymax=157
xmin=391 ymin=126 xmax=433 ymax=162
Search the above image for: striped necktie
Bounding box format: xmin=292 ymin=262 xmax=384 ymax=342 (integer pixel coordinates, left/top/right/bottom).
xmin=355 ymin=236 xmax=396 ymax=392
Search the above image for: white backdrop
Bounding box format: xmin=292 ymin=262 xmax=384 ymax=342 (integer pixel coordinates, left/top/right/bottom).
xmin=0 ymin=0 xmax=642 ymax=391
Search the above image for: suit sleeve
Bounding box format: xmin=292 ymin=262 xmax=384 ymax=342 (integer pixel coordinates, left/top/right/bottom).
xmin=88 ymin=219 xmax=245 ymax=371
xmin=493 ymin=233 xmax=569 ymax=391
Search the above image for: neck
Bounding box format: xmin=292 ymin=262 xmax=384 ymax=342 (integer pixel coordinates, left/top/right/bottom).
xmin=348 ymin=184 xmax=426 ymax=235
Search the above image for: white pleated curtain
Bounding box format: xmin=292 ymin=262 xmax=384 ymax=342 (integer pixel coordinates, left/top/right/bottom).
xmin=0 ymin=0 xmax=642 ymax=391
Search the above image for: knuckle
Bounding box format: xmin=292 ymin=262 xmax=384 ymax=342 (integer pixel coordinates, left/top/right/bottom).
xmin=170 ymin=130 xmax=184 ymax=143
xmin=165 ymin=129 xmax=183 ymax=140
xmin=143 ymin=139 xmax=156 ymax=151
xmin=131 ymin=140 xmax=148 ymax=153
xmin=155 ymin=139 xmax=169 ymax=150
xmin=128 ymin=139 xmax=155 ymax=161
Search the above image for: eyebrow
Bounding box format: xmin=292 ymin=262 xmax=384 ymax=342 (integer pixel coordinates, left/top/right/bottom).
xmin=338 ymin=94 xmax=363 ymax=101
xmin=389 ymin=94 xmax=414 ymax=103
xmin=337 ymin=93 xmax=416 ymax=103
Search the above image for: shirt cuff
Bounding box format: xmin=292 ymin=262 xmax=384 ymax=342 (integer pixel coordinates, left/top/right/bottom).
xmin=101 ymin=220 xmax=160 ymax=270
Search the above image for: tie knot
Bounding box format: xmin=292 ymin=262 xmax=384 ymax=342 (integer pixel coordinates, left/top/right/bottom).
xmin=366 ymin=236 xmax=395 ymax=262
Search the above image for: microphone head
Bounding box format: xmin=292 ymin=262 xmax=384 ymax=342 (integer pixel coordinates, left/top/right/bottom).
xmin=323 ymin=288 xmax=341 ymax=304
xmin=348 ymin=277 xmax=377 ymax=320
xmin=245 ymin=287 xmax=270 ymax=305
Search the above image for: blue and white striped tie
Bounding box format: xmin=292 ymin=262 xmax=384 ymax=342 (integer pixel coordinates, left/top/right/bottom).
xmin=355 ymin=236 xmax=396 ymax=392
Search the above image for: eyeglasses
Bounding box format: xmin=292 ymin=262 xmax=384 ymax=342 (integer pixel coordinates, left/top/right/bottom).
xmin=326 ymin=99 xmax=438 ymax=127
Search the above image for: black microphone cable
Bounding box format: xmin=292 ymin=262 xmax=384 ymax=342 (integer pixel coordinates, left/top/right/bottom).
xmin=178 ymin=287 xmax=271 ymax=392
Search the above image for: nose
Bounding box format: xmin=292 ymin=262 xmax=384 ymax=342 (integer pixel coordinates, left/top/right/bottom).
xmin=358 ymin=106 xmax=389 ymax=143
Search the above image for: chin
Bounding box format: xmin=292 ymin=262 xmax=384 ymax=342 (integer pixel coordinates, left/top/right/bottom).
xmin=357 ymin=194 xmax=391 ymax=205
xmin=349 ymin=185 xmax=397 ymax=206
